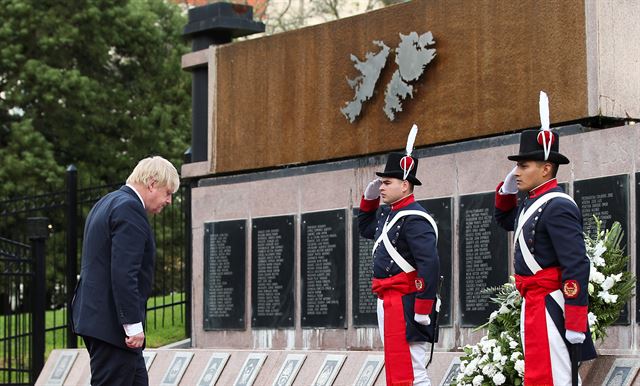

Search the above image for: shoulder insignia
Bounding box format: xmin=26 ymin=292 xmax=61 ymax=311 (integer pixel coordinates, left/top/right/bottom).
xmin=563 ymin=280 xmax=580 ymax=298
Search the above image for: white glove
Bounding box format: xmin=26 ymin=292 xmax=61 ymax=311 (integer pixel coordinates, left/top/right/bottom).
xmin=565 ymin=329 xmax=585 ymax=344
xmin=364 ymin=178 xmax=382 ymax=200
xmin=414 ymin=313 xmax=431 ymax=326
xmin=500 ymin=166 xmax=518 ymax=194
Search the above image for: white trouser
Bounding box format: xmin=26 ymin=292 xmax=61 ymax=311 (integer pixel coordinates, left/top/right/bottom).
xmin=377 ymin=298 xmax=431 ymax=386
xmin=521 ymin=297 xmax=582 ymax=386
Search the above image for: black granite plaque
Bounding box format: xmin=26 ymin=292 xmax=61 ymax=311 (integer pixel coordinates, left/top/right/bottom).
xmin=459 ymin=192 xmax=509 ymax=327
xmin=352 ymin=208 xmax=378 ymax=327
xmin=203 ymin=220 xmax=246 ymax=330
xmin=574 ymin=175 xmax=629 ymax=250
xmin=575 ymin=174 xmax=630 ymax=324
xmin=418 ymin=198 xmax=453 ymax=327
xmin=301 ymin=209 xmax=347 ymax=328
xmin=251 ymin=215 xmax=295 ymax=328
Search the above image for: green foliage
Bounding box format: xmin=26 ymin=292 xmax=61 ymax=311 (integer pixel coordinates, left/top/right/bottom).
xmin=0 ymin=0 xmax=190 ymax=197
xmin=145 ymin=292 xmax=187 ymax=347
xmin=0 ymin=119 xmax=63 ymax=193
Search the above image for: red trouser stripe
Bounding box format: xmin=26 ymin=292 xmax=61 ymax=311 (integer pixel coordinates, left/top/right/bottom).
xmin=372 ymin=272 xmax=417 ymax=386
xmin=515 ymin=267 xmax=562 ymax=386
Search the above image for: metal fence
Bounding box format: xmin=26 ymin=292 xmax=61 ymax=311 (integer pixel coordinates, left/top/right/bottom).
xmin=0 ymin=166 xmax=191 ymax=383
xmin=0 ymin=217 xmax=48 ymax=386
xmin=0 ymin=236 xmax=33 ymax=385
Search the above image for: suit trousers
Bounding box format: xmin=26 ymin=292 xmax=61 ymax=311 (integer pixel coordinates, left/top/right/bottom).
xmin=83 ymin=336 xmax=148 ymax=386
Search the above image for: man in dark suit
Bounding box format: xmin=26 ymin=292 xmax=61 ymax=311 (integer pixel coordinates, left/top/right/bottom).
xmin=72 ymin=156 xmax=180 ymax=386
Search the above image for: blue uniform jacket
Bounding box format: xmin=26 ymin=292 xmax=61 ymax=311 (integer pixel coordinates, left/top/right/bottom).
xmin=359 ymin=194 xmax=440 ymax=341
xmin=71 ymin=186 xmax=155 ymax=352
xmin=495 ymin=179 xmax=596 ymax=360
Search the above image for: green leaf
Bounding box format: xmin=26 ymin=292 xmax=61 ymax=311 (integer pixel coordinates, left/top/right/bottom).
xmin=0 ymin=0 xmax=190 ymax=197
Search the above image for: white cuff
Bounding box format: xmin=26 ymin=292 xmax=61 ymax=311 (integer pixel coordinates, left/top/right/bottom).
xmin=123 ymin=322 xmax=143 ymax=336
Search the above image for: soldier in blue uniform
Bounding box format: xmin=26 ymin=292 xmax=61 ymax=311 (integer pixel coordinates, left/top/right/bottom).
xmin=495 ymin=128 xmax=596 ymax=385
xmin=359 ymin=129 xmax=440 ymax=386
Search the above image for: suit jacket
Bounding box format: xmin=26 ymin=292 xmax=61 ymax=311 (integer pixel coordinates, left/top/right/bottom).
xmin=72 ymin=186 xmax=155 ymax=351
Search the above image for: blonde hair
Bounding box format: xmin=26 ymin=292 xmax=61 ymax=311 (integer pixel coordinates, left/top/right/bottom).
xmin=126 ymin=156 xmax=180 ymax=193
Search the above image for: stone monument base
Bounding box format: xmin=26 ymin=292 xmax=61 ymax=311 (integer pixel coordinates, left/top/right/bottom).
xmin=36 ymin=348 xmax=640 ymax=386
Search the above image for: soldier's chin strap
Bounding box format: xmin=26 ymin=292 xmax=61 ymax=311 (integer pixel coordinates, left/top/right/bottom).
xmin=426 ymin=275 xmax=444 ymax=369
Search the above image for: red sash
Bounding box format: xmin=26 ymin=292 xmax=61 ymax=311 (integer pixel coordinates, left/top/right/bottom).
xmin=515 ymin=266 xmax=562 ymax=386
xmin=372 ymin=272 xmax=417 ymax=386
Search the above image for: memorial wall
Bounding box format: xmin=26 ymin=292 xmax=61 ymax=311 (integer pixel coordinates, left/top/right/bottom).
xmin=179 ymin=0 xmax=640 ymax=358
xmin=188 ymin=123 xmax=640 ymax=353
xmin=180 ymin=0 xmax=640 ymax=176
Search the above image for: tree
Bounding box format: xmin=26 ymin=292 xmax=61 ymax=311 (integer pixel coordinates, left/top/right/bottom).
xmin=0 ymin=0 xmax=191 ymax=197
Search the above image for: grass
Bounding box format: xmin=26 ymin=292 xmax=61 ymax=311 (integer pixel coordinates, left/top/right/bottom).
xmin=1 ymin=293 xmax=186 ymax=383
xmin=145 ymin=292 xmax=187 ymax=348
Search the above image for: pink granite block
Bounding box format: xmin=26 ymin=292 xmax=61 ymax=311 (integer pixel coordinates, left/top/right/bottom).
xmin=415 ymin=154 xmax=457 ymax=199
xmin=569 ymin=126 xmax=636 ymax=180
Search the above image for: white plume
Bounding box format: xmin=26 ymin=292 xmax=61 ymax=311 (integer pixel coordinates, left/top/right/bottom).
xmin=406 ymin=124 xmax=418 ymax=156
xmin=539 ymin=91 xmax=550 ymax=131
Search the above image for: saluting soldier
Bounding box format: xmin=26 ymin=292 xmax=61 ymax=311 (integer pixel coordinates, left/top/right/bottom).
xmin=359 ymin=126 xmax=440 ymax=386
xmin=494 ymin=92 xmax=596 ymax=386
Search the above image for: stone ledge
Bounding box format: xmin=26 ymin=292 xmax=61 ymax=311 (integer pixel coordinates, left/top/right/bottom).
xmin=35 ymin=349 xmax=640 ymax=386
xmin=181 ymin=161 xmax=210 ymax=179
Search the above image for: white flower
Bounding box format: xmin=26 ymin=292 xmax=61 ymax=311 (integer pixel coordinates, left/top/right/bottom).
xmin=597 ymin=290 xmax=618 ymax=304
xmin=590 ymin=241 xmax=606 ymax=266
xmin=588 ymin=282 xmax=595 ymax=295
xmin=472 ymin=374 xmax=484 ymax=386
xmin=489 ymin=310 xmax=498 ymax=321
xmin=493 ymin=372 xmax=507 ymax=385
xmin=482 ymin=364 xmax=497 ymax=377
xmin=601 ymin=276 xmax=616 ymax=291
xmin=592 ymin=255 xmax=606 ymax=267
xmin=498 ymin=304 xmax=509 ymax=314
xmin=588 ymin=312 xmax=597 ymax=327
xmin=611 ymin=273 xmax=623 ymax=283
xmin=456 ymin=373 xmax=465 ymax=382
xmin=509 ymin=340 xmax=519 ymax=349
xmin=515 ymin=359 xmax=525 ymax=375
xmin=480 ymin=338 xmax=495 ymax=354
xmin=510 ymin=351 xmax=522 ymax=361
xmin=465 ymin=359 xmax=478 ymax=376
xmin=590 ymin=268 xmax=605 ymax=284
xmin=493 ymin=352 xmax=503 ymax=364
